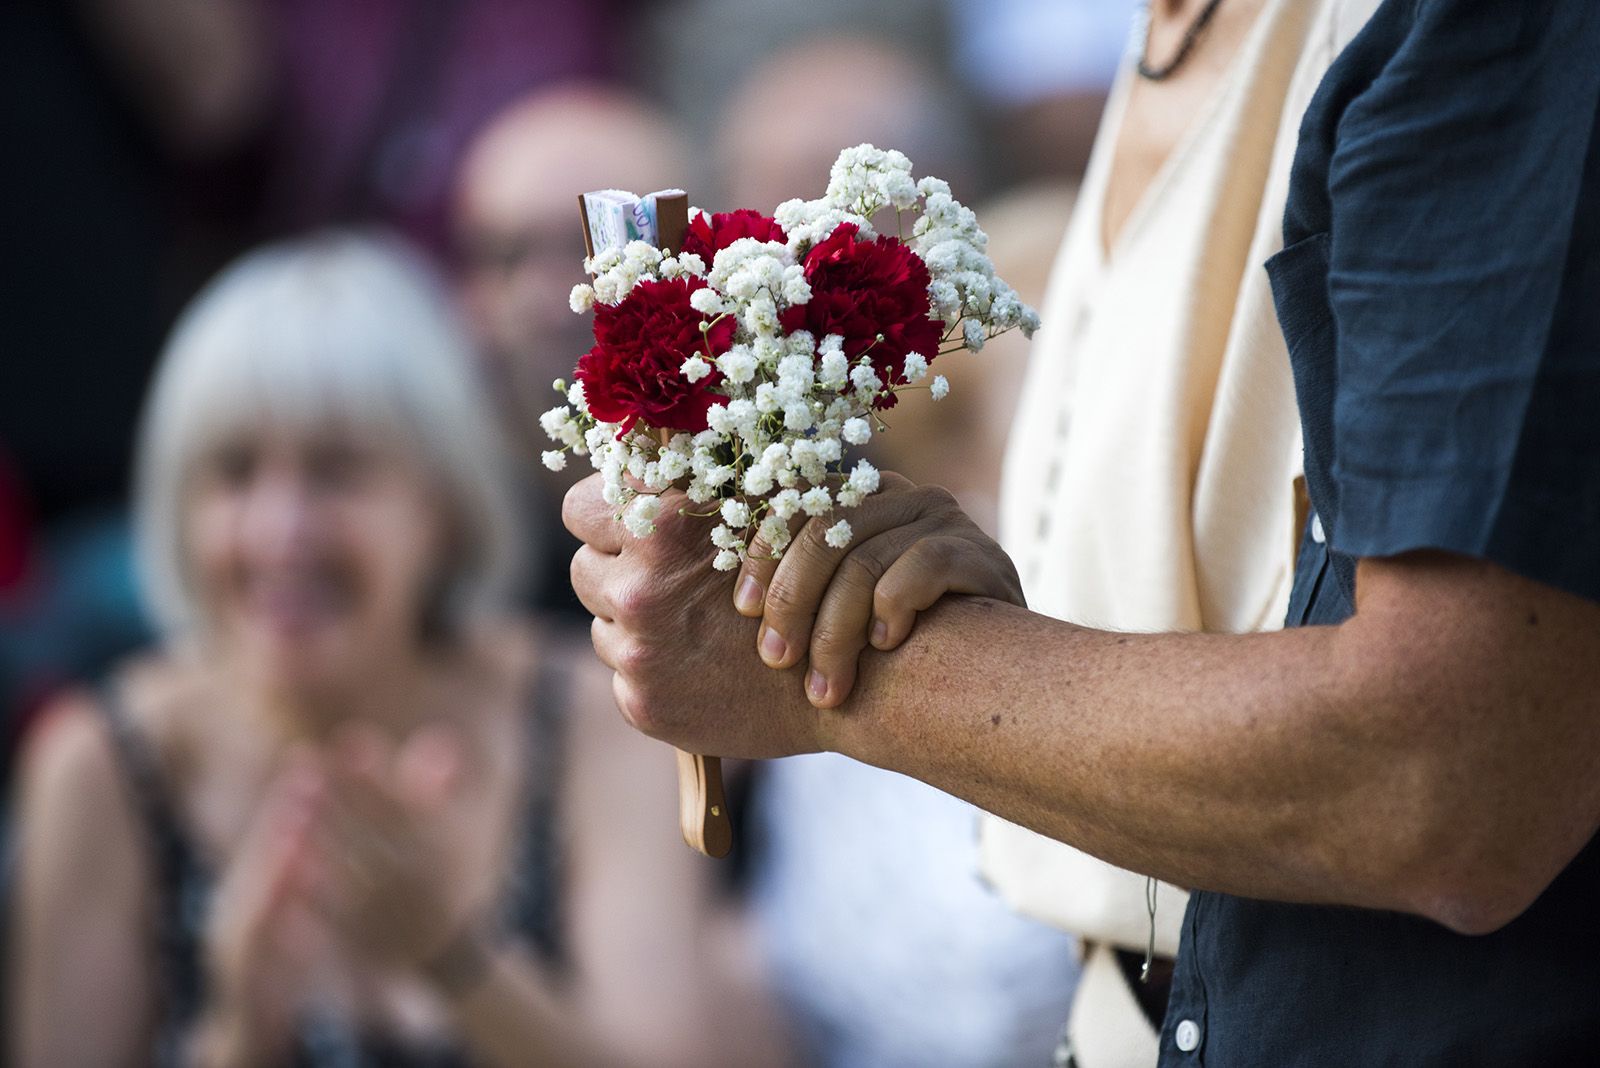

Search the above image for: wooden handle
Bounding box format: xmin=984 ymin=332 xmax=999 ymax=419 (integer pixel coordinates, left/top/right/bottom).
xmin=675 ymin=750 xmax=732 ymax=857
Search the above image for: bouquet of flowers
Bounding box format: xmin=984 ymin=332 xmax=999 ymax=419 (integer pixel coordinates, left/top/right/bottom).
xmin=540 ymin=144 xmax=1039 ymax=569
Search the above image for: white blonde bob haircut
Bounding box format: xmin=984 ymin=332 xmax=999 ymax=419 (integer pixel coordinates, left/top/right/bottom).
xmin=134 ymin=229 xmax=523 ymax=640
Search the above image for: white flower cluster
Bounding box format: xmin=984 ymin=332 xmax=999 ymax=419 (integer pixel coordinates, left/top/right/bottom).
xmin=542 ymin=144 xmax=1039 ymax=571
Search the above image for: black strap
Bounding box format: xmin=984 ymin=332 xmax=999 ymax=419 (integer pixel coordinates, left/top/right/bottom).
xmin=503 ymin=651 xmax=569 ymax=968
xmin=95 ymin=685 xmax=206 ymax=1063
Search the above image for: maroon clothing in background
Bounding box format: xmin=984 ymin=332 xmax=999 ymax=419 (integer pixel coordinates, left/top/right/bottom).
xmin=258 ymin=0 xmax=618 ymax=257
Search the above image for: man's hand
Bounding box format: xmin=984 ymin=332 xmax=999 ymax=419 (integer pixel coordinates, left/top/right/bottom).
xmin=564 ymin=474 xmax=822 ymax=758
xmin=729 ymin=472 xmax=1024 ymax=708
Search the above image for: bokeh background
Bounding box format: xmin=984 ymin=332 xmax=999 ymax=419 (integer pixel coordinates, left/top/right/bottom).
xmin=1 ymin=0 xmax=1135 ymax=784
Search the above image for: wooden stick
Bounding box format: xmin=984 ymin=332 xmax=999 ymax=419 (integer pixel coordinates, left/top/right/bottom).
xmin=655 ymin=191 xmax=689 ymax=256
xmin=677 ymin=751 xmax=733 ymax=857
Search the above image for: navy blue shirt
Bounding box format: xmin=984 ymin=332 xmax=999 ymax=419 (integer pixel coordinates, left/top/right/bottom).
xmin=1159 ymin=1 xmax=1600 ymax=1064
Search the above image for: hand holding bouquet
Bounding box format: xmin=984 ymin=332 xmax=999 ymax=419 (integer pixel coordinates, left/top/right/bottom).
xmin=545 ymin=145 xmax=1038 ymax=853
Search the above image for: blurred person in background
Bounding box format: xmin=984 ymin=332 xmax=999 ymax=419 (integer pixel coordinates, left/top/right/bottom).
xmin=712 ymin=35 xmax=1081 ymax=1068
xmin=944 ymin=0 xmax=1139 ymax=182
xmin=452 ymin=85 xmax=687 ymax=622
xmin=6 ymin=232 xmax=792 ymax=1068
xmin=0 ymin=0 xmax=623 ymax=794
xmin=626 ymin=0 xmax=952 ymax=161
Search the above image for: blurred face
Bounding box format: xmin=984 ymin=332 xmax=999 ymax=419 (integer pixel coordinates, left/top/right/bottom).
xmin=452 ymin=99 xmax=684 ymax=457
xmin=456 ymin=209 xmax=593 ymax=423
xmin=186 ymin=424 xmax=449 ymax=696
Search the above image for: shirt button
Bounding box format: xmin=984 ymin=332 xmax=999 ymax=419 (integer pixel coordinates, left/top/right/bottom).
xmin=1310 ymin=513 xmax=1326 ymax=544
xmin=1175 ymin=1019 xmax=1202 ymax=1053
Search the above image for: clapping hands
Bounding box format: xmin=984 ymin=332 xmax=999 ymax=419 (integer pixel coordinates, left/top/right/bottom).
xmin=197 ymin=724 xmax=479 ymax=1059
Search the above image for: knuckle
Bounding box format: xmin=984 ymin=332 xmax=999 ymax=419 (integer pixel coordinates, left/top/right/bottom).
xmin=612 ymin=677 xmax=656 ymax=735
xmin=874 ymin=580 xmax=910 ymax=618
xmin=560 ymin=477 xmax=596 ymax=535
xmin=612 ymin=579 xmax=663 ymax=625
xmin=919 ymin=484 xmax=961 ymax=516
xmin=764 ymin=571 xmax=808 ymax=619
xmin=613 ymin=638 xmax=655 ymax=679
xmin=811 ymin=618 xmax=866 ymax=659
xmin=836 ymin=551 xmax=885 ymax=592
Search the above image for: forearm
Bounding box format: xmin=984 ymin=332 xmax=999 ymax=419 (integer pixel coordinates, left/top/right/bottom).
xmin=441 ymin=943 xmax=615 ymax=1068
xmin=824 ymin=599 xmax=1360 ymax=899
xmin=821 ymin=578 xmax=1597 ymax=930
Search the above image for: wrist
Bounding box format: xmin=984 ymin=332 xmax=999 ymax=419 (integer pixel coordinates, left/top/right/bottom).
xmin=420 ymin=922 xmax=500 ymax=1002
xmin=187 ymin=1004 xmax=285 ymax=1068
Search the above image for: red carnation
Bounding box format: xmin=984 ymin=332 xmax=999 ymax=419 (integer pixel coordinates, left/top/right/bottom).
xmin=576 ymin=278 xmax=734 ymax=435
xmin=779 ymin=223 xmax=941 ymax=409
xmin=679 ymin=209 xmax=788 ymax=262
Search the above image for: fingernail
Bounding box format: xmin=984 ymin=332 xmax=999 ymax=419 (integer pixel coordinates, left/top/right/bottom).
xmin=871 ymin=618 xmax=889 ymax=646
xmin=760 ymin=625 xmax=787 ymax=664
xmin=807 ymin=670 xmax=828 ymax=702
xmin=735 ymin=575 xmax=764 ymax=614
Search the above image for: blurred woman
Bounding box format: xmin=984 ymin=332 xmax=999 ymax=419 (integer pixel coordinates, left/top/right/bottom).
xmin=6 ymin=232 xmax=791 ymax=1068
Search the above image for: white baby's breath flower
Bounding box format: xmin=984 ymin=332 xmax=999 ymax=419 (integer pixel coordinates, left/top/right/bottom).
xmin=744 ymin=465 xmax=775 ymax=496
xmin=713 ymin=549 xmax=741 ymax=571
xmin=758 ymin=514 xmax=793 ymax=553
xmin=930 ymin=374 xmax=950 ymax=401
xmin=681 ymin=355 xmax=712 ymax=383
xmin=541 ymin=450 xmax=567 ymax=472
xmin=754 ymin=382 xmax=781 ymax=414
xmin=716 ymin=348 xmax=758 ymax=385
xmin=770 ymin=488 xmax=803 ymax=521
xmin=842 ymin=417 xmax=872 ymax=445
xmin=711 ymin=524 xmax=742 ymax=550
xmin=819 ymin=349 xmax=850 ymax=389
xmin=689 ymin=287 xmax=724 ymax=315
xmin=624 ymin=494 xmax=662 ymax=538
xmin=901 ymin=351 xmax=929 ymax=383
xmin=569 ymin=284 xmax=595 ymax=314
xmin=963 ymin=319 xmax=987 ymax=351
xmin=847 ymin=459 xmax=880 ymax=495
xmin=800 ymin=486 xmax=833 ymax=516
xmin=782 ymin=267 xmax=812 ymax=305
xmin=721 ymin=499 xmax=751 ymax=528
xmin=658 ymin=451 xmax=690 ymax=481
xmin=824 ymin=520 xmax=853 ymax=548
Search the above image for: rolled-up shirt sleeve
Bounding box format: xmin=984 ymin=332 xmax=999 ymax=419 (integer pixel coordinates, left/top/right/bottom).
xmin=1324 ymin=0 xmax=1600 ymax=602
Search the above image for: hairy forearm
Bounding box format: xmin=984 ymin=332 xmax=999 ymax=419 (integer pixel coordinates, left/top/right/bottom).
xmin=820 ymin=573 xmax=1599 ymax=931
xmin=823 ymin=599 xmax=1361 ymax=899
